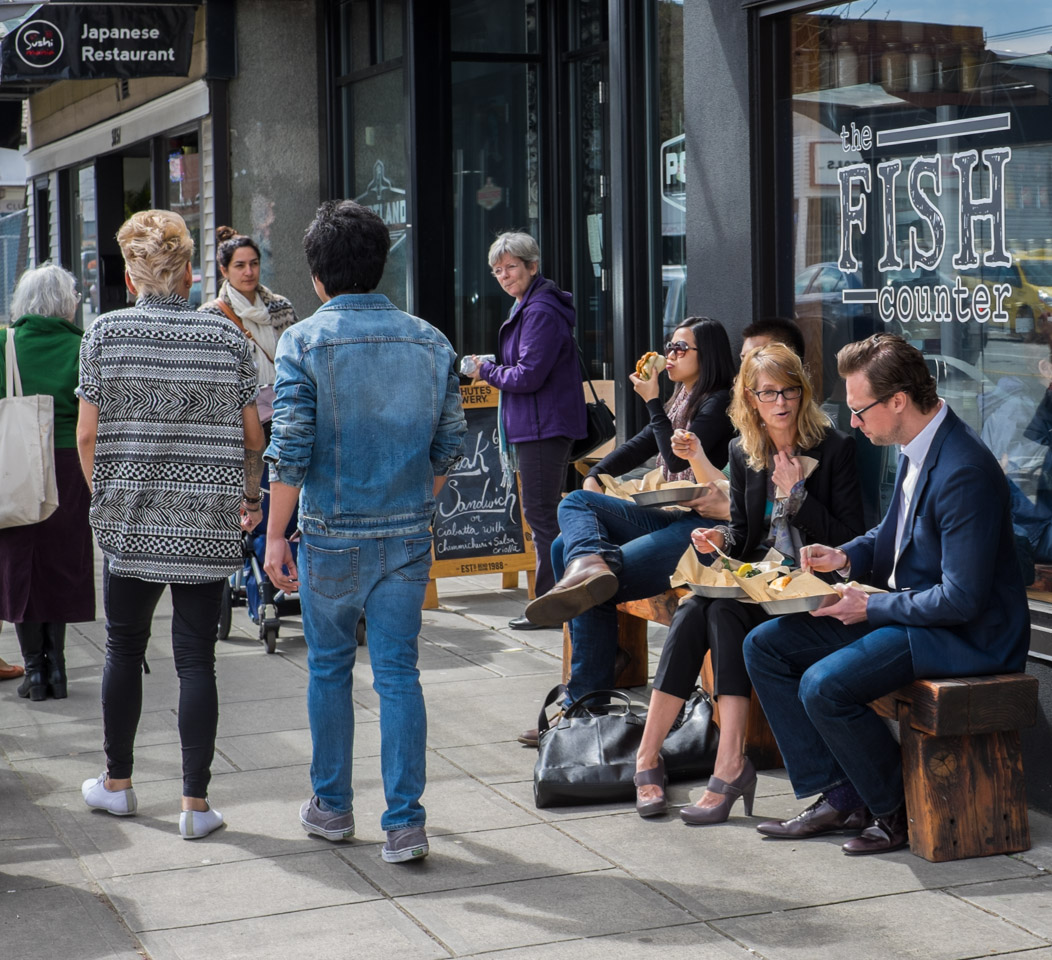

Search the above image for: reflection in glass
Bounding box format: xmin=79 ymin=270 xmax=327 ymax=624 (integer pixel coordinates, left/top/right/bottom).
xmin=658 ymin=0 xmax=686 ymax=342
xmin=341 ymin=69 xmax=409 ymax=310
xmin=72 ymin=166 xmax=98 ymax=329
xmin=450 ymin=0 xmax=537 ymax=54
xmin=784 ymin=1 xmax=1052 ymax=561
xmin=451 ymin=61 xmax=538 ymax=356
xmin=167 ymin=133 xmax=201 ymax=305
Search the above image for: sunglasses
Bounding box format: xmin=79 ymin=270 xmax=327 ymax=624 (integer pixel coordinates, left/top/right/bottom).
xmin=663 ymin=340 xmax=698 ymax=358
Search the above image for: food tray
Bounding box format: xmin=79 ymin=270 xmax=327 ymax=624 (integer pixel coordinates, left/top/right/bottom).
xmin=630 ymin=485 xmax=707 ymax=507
xmin=758 ymin=594 xmax=830 ymax=615
xmin=687 ymin=582 xmax=746 ymax=599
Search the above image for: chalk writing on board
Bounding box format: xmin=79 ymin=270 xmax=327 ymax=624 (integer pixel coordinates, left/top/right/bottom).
xmin=433 ymin=402 xmax=526 ymax=561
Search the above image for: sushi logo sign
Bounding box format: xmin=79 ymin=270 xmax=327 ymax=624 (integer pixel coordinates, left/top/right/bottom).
xmin=835 ymin=113 xmax=1015 ymax=324
xmin=15 ymin=20 xmax=64 ymax=68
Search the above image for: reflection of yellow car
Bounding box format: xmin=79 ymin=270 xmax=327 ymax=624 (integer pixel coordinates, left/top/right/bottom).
xmin=961 ymin=258 xmax=1052 ymax=334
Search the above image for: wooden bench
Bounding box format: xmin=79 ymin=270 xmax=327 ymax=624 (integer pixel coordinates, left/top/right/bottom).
xmin=562 ymin=587 xmax=1040 ymax=862
xmin=870 ymin=673 xmax=1038 ymax=861
xmin=560 ymin=586 xmax=784 ymax=770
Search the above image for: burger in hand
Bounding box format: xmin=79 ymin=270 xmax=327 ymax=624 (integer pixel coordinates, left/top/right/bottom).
xmin=635 ymin=351 xmax=667 ymax=382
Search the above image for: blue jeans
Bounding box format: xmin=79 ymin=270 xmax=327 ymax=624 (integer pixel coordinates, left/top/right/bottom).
xmin=743 ymin=614 xmax=917 ymax=817
xmin=554 ymin=490 xmax=712 ymax=701
xmin=299 ymin=531 xmax=433 ymax=830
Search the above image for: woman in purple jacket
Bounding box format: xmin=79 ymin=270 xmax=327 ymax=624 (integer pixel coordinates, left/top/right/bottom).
xmin=471 ymin=232 xmax=587 ymax=628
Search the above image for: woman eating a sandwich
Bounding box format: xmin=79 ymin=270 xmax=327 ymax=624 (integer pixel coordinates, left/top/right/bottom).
xmin=632 ymin=342 xmax=865 ymax=824
xmin=515 ymin=317 xmax=735 ymax=746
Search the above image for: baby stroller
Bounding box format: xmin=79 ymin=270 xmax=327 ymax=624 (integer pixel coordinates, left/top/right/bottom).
xmin=217 ymin=486 xmax=366 ymax=653
xmin=218 ymin=485 xmax=301 ymax=654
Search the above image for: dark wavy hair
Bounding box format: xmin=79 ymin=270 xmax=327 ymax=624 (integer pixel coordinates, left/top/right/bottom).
xmin=303 ymin=200 xmax=389 ymax=295
xmin=215 ymin=225 xmax=260 ymax=270
xmin=837 ymin=333 xmax=938 ymax=413
xmin=670 ymin=317 xmax=736 ymax=421
xmin=741 ymin=316 xmax=806 ymax=361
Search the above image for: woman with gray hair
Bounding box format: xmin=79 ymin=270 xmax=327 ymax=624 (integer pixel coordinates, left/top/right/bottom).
xmin=468 ymin=232 xmax=587 ymax=628
xmin=0 ymin=263 xmax=95 ymax=700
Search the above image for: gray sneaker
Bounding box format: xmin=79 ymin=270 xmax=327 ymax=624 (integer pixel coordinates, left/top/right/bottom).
xmin=300 ymin=796 xmax=355 ymax=841
xmin=382 ymin=826 xmax=429 ymax=863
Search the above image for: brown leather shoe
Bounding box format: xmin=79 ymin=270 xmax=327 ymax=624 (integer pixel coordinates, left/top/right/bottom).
xmin=756 ymin=796 xmax=869 ymax=839
xmin=524 ymin=555 xmax=618 ymax=626
xmin=842 ymin=807 xmax=910 ymax=856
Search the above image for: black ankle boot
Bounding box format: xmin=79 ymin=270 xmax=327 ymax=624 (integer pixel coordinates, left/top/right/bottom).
xmin=14 ymin=623 xmax=48 ymax=701
xmin=42 ymin=623 xmax=68 ymax=699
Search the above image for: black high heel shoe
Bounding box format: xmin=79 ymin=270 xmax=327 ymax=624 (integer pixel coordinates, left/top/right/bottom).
xmin=680 ymin=757 xmax=757 ymax=825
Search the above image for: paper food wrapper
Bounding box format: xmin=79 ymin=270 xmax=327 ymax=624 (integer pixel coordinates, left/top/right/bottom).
xmin=669 ymin=545 xmax=787 ymax=593
xmin=598 ymin=468 xmax=702 ymax=506
xmin=775 ymin=455 xmax=819 ymax=500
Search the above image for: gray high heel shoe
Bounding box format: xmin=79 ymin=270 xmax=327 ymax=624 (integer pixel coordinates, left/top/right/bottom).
xmin=634 ymin=756 xmax=668 ymax=818
xmin=680 ymin=757 xmax=757 ymax=825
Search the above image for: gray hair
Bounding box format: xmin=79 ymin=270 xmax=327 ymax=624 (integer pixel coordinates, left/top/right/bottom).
xmin=11 ymin=263 xmax=80 ymax=323
xmin=487 ymin=231 xmax=540 ymax=268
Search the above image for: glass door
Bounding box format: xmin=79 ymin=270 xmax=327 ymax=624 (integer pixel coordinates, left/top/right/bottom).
xmin=566 ymin=1 xmax=610 ymax=377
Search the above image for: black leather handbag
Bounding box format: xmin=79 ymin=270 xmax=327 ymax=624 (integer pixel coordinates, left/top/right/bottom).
xmin=661 ymin=687 xmax=720 ymax=782
xmin=533 ymin=685 xmax=644 ymax=807
xmin=570 ymin=347 xmax=616 ymax=461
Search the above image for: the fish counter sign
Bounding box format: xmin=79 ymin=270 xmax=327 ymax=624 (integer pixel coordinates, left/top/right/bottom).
xmin=835 ymin=112 xmax=1019 ymax=326
xmin=1 ymin=4 xmax=195 ymax=83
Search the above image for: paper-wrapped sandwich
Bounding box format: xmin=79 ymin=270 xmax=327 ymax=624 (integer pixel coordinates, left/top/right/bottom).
xmin=635 ymin=351 xmax=667 ymax=381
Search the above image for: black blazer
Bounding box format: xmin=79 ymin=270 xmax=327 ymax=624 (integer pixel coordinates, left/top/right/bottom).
xmin=726 ymin=427 xmax=865 ymax=560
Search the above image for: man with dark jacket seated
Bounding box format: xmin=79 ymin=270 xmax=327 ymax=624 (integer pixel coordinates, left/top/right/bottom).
xmin=743 ymin=334 xmax=1029 ymax=856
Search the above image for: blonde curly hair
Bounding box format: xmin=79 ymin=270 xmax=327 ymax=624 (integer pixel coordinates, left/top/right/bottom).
xmin=116 ymin=210 xmax=194 ymax=297
xmin=729 ymin=341 xmax=830 ymax=471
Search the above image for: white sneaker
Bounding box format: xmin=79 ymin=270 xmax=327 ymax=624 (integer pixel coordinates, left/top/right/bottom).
xmin=180 ymin=801 xmax=224 ymax=839
xmin=81 ymin=773 xmax=137 ymax=816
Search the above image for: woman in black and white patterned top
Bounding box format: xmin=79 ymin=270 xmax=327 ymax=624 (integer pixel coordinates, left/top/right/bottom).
xmin=76 ymin=209 xmax=266 ymax=840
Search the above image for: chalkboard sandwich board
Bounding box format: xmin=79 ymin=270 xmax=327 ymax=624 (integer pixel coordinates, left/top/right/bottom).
xmin=427 ymin=383 xmax=536 ymax=596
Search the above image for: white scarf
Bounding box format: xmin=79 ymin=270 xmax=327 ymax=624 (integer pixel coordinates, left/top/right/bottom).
xmin=225 ymin=282 xmax=279 ymax=384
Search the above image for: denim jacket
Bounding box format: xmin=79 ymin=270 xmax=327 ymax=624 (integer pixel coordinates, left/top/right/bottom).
xmin=265 ymin=294 xmax=467 ymax=538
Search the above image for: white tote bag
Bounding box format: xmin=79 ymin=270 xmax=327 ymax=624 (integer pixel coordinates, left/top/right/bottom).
xmin=0 ymin=330 xmax=60 ymax=528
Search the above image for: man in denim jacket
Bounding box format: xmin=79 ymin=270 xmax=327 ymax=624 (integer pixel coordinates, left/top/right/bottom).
xmin=264 ymin=200 xmax=466 ymax=862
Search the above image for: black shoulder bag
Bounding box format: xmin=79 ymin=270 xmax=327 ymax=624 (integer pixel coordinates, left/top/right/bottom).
xmin=571 ymin=345 xmax=617 ymax=461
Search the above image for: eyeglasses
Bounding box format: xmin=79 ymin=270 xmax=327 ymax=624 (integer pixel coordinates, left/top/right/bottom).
xmin=750 ymin=386 xmax=803 ymax=403
xmin=663 ymin=340 xmax=698 ymax=358
xmin=847 ymin=396 xmax=889 ymax=422
xmin=491 ymin=261 xmax=524 ymax=278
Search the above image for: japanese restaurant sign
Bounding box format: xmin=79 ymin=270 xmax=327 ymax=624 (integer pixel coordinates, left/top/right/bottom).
xmin=1 ymin=3 xmax=195 ymax=83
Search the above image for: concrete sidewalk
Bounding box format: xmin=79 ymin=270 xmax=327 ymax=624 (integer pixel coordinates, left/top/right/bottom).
xmin=2 ymin=569 xmax=1051 ymax=960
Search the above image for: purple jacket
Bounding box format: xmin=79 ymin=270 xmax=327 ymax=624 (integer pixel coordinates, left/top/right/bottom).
xmin=479 ymin=275 xmax=587 ymax=444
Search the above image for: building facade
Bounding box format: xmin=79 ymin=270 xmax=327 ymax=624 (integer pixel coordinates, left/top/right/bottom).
xmin=6 ymin=0 xmax=1051 ymax=810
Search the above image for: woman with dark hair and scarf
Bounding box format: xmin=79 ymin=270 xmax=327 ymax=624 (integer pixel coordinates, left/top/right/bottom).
xmin=517 ymin=317 xmax=736 ymax=745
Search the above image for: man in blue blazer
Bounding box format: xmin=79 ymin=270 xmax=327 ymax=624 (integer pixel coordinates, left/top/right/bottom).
xmin=743 ymin=334 xmax=1029 ymax=855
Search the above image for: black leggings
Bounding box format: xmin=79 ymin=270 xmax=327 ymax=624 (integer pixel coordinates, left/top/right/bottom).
xmin=102 ymin=568 xmax=224 ymax=798
xmin=653 ymin=595 xmax=770 ymax=700
xmin=516 ymin=435 xmax=574 ymax=596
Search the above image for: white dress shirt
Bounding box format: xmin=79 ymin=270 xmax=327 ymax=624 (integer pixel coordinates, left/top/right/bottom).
xmin=890 ymin=399 xmax=947 ymax=588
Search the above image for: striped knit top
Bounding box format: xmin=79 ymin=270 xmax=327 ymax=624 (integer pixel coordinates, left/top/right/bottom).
xmin=77 ymin=294 xmax=259 ymax=583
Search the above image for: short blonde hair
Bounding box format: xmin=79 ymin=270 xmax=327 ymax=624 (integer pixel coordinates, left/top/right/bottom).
xmin=730 ymin=341 xmax=830 ymax=471
xmin=116 ymin=210 xmax=194 ymax=297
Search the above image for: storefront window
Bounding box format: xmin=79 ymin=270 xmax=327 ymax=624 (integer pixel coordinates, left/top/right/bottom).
xmin=658 ymin=0 xmax=686 ymax=340
xmin=451 ymin=0 xmax=537 ymax=55
xmin=72 ymin=164 xmax=97 ymax=329
xmin=784 ymin=3 xmax=1052 ymax=559
xmin=340 ymin=68 xmax=408 ymax=310
xmin=451 ymin=60 xmax=540 ymax=355
xmin=167 ymin=132 xmax=201 ymax=305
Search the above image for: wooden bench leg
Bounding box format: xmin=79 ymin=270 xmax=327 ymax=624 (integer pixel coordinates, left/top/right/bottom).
xmin=898 ymin=716 xmax=1031 ymax=861
xmin=560 ymin=613 xmax=648 ymax=690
